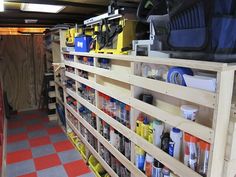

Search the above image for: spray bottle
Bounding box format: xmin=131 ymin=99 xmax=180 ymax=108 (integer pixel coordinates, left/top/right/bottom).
xmin=135 ymin=146 xmax=145 ymax=171
xmin=142 ymin=117 xmax=150 ymax=140
xmin=136 ymin=113 xmax=144 ymax=136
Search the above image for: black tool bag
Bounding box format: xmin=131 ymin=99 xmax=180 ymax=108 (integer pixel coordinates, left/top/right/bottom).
xmin=167 ymin=0 xmax=208 ymax=50
xmin=211 ymin=0 xmax=236 ymax=54
xmin=167 ymin=0 xmax=236 ymax=61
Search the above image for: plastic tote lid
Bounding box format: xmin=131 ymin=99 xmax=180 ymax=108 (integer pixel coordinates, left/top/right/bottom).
xmin=181 ymin=105 xmax=198 ymax=113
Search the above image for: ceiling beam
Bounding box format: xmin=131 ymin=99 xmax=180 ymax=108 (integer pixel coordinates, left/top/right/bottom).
xmin=5 ymin=0 xmax=107 ymax=10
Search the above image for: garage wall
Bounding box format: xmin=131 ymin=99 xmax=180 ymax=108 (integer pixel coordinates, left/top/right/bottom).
xmin=0 ymin=35 xmax=45 ymax=111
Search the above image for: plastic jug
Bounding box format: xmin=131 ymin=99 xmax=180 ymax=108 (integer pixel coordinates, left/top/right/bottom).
xmin=169 ymin=128 xmax=182 ymax=160
xmin=153 ymin=120 xmax=164 ymax=148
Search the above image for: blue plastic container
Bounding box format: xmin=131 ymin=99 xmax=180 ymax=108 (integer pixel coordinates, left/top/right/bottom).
xmin=75 ymin=36 xmax=92 ymax=52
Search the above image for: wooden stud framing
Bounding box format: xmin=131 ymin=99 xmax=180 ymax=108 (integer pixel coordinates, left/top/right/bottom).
xmin=208 ymin=70 xmax=235 ymax=177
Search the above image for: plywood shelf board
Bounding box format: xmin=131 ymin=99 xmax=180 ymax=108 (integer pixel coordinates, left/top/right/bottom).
xmin=66 ymin=86 xmax=213 ymax=143
xmin=65 ymin=61 xmax=217 ymax=108
xmin=130 ymin=75 xmax=216 ymax=108
xmin=65 ymin=72 xmax=130 ymax=105
xmin=62 ymin=51 xmax=236 ymax=72
xmin=64 ymin=61 xmax=130 ymax=83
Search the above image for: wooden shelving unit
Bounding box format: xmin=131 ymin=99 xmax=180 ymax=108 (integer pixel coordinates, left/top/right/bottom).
xmin=62 ymin=51 xmax=236 ymax=177
xmin=50 ymin=29 xmax=66 ymax=125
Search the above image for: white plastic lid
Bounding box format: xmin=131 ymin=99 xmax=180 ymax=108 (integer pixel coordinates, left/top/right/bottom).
xmin=181 ymin=105 xmax=198 ymax=113
xmin=146 ymin=154 xmax=154 ymax=163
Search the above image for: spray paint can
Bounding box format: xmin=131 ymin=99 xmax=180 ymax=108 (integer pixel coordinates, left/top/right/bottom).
xmin=114 ymin=130 xmax=120 ymax=151
xmin=145 ymin=154 xmax=154 ymax=177
xmin=162 ymin=167 xmax=170 ymax=177
xmin=111 ymin=156 xmax=116 ymax=172
xmin=141 ymin=117 xmax=150 ymax=140
xmin=152 ymin=159 xmax=163 ymax=177
xmin=136 ymin=113 xmax=144 ymax=136
xmin=135 ymin=146 xmax=145 ymax=170
xmin=161 ymin=132 xmax=170 ymax=153
xmin=125 ymin=138 xmax=131 ymax=160
xmin=110 ymin=126 xmax=116 ymax=146
xmin=116 ymin=159 xmax=121 ymax=176
xmin=120 ymin=133 xmax=125 ymax=154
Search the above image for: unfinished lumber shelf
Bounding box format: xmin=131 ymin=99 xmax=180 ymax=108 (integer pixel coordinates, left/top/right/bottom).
xmin=62 ymin=51 xmax=236 ymax=177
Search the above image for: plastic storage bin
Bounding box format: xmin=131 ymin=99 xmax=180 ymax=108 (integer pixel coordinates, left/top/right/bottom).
xmin=75 ymin=36 xmax=92 ymax=52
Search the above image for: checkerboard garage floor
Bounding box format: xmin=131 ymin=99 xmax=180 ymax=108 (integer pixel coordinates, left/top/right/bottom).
xmin=6 ymin=110 xmax=95 ymax=177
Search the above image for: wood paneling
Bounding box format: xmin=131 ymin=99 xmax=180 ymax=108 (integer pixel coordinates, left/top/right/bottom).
xmin=0 ymin=35 xmax=45 ymax=110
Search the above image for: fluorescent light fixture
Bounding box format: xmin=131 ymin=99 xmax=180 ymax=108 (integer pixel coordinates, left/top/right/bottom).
xmin=24 ymin=19 xmax=38 ymax=24
xmin=21 ymin=3 xmax=65 ymax=13
xmin=0 ymin=0 xmax=4 ymax=12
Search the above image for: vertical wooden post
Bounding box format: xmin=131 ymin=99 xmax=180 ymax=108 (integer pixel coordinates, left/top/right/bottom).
xmin=130 ymin=61 xmax=136 ymax=177
xmin=94 ymin=57 xmax=101 ymax=154
xmin=208 ymin=70 xmax=235 ymax=177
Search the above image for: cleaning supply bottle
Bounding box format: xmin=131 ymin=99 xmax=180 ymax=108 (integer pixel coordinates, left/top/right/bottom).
xmin=120 ymin=133 xmax=125 ymax=154
xmin=105 ymin=95 xmax=111 ymax=115
xmin=110 ymin=98 xmax=117 ymax=118
xmin=114 ymin=130 xmax=120 ymax=150
xmin=135 ymin=146 xmax=145 ymax=171
xmin=145 ymin=154 xmax=154 ymax=177
xmin=148 ymin=122 xmax=154 ymax=143
xmin=125 ymin=105 xmax=131 ymax=128
xmin=136 ymin=113 xmax=144 ymax=136
xmin=184 ymin=133 xmax=198 ymax=171
xmin=152 ymin=159 xmax=163 ymax=177
xmin=169 ymin=128 xmax=182 ymax=160
xmin=141 ymin=117 xmax=150 ymax=140
xmin=153 ymin=120 xmax=164 ymax=148
xmin=120 ymin=103 xmax=126 ymax=124
xmin=197 ymin=140 xmax=210 ymax=177
xmin=110 ymin=126 xmax=116 ymax=147
xmin=124 ymin=138 xmax=131 ymax=160
xmin=102 ymin=121 xmax=109 ymax=140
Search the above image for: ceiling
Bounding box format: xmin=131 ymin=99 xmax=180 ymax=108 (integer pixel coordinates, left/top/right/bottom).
xmin=0 ymin=0 xmax=140 ymax=27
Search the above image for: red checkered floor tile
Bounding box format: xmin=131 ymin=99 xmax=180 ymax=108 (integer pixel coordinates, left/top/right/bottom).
xmin=6 ymin=110 xmax=95 ymax=177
